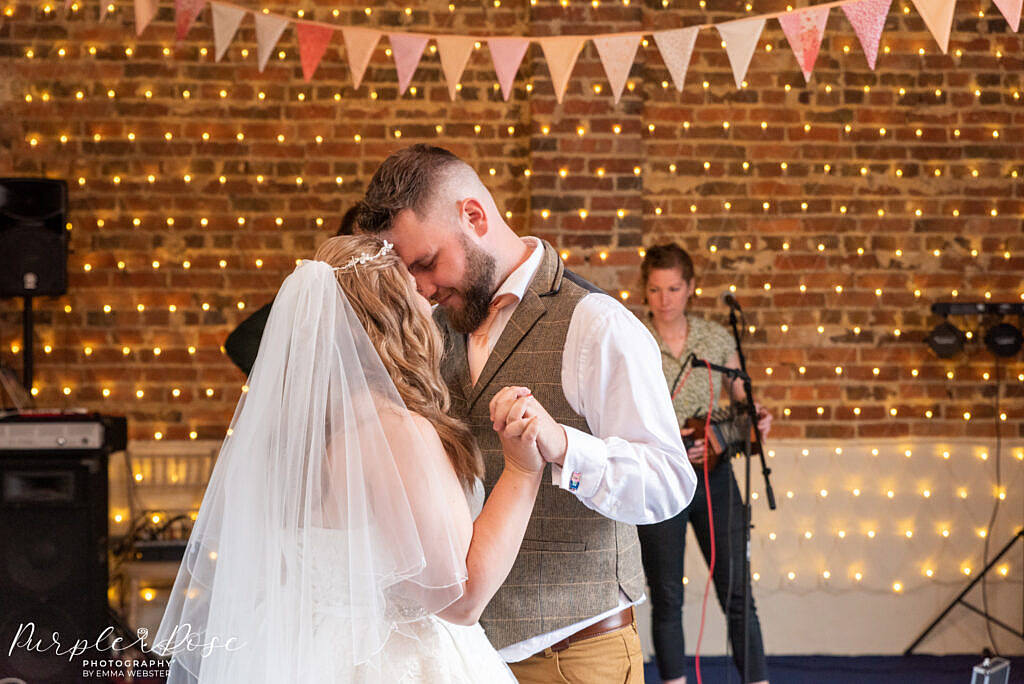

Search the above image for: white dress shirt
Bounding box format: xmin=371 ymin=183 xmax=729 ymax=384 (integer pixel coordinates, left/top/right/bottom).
xmin=472 ymin=238 xmax=697 ymax=661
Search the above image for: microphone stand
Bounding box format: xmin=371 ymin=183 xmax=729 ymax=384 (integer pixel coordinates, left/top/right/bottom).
xmin=724 ymin=304 xmax=776 ymax=684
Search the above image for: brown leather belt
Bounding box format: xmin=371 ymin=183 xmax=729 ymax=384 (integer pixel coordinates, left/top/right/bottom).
xmin=548 ymin=607 xmax=634 ymax=653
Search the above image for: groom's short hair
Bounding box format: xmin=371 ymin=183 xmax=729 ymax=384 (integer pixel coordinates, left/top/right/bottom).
xmin=357 ymin=144 xmax=466 ymax=234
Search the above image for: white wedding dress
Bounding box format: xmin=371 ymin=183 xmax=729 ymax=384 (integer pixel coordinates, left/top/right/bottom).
xmin=155 ymin=261 xmax=517 ymax=683
xmin=300 ymin=479 xmax=517 ymax=683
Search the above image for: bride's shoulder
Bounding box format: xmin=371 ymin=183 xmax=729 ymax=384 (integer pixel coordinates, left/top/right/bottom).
xmin=407 ymin=412 xmax=442 ymax=443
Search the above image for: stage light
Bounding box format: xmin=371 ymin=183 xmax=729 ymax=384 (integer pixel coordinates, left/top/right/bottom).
xmin=984 ymin=322 xmax=1022 ymax=357
xmin=927 ymin=321 xmax=965 ymax=358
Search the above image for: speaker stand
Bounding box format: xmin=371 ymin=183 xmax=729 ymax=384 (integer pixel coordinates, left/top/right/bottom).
xmin=905 ymin=529 xmax=1024 ymax=654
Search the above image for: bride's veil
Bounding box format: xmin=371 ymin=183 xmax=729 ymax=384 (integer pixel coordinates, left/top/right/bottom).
xmin=153 ymin=259 xmax=468 ymax=681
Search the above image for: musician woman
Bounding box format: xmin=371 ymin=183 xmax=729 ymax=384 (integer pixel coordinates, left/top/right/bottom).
xmin=635 ymin=243 xmax=771 ymax=684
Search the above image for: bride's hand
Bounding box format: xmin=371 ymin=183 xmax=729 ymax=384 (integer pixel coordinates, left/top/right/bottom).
xmin=491 ymin=387 xmax=545 ymax=475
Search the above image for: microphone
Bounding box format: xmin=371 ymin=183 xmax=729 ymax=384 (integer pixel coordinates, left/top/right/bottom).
xmin=685 ymin=354 xmax=749 ymax=380
xmin=720 ymin=292 xmax=742 ymax=311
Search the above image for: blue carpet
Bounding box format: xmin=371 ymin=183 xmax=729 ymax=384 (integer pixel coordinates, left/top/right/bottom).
xmin=643 ymin=655 xmax=1024 ymax=683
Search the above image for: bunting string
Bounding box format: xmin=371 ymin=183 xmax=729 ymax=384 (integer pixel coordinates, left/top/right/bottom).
xmin=126 ymin=0 xmax=1021 ymax=100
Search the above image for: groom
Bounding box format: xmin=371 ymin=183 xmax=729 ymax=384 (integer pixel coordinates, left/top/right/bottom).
xmin=357 ymin=145 xmax=696 ymax=683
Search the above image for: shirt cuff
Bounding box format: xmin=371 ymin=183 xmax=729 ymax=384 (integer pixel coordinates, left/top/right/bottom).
xmin=557 ymin=425 xmax=608 ymax=499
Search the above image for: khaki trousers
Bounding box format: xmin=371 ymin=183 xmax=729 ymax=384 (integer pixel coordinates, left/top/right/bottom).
xmin=507 ymin=622 xmax=644 ymax=684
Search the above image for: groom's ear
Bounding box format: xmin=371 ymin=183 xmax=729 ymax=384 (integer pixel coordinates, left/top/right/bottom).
xmin=460 ymin=198 xmax=488 ymax=238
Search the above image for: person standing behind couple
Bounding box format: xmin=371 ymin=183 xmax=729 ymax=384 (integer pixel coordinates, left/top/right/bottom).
xmin=356 ymin=144 xmax=698 ymax=683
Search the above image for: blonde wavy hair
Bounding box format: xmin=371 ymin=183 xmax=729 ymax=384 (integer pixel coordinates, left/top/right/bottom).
xmin=314 ymin=234 xmax=483 ymax=486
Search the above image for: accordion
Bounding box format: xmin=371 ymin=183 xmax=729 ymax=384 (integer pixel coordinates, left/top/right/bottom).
xmin=683 ymin=407 xmax=758 ymax=471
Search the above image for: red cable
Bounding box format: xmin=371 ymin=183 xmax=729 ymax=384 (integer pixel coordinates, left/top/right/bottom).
xmin=694 ymin=360 xmax=716 ymax=684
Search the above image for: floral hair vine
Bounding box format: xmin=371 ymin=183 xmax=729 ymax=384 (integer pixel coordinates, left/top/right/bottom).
xmin=333 ymin=240 xmax=395 ymax=273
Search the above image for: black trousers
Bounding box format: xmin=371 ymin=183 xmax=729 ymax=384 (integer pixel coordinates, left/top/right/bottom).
xmin=637 ymin=460 xmax=768 ymax=682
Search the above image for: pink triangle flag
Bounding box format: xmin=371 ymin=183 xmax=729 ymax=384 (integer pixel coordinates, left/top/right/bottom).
xmin=778 ymin=6 xmax=830 ymax=82
xmin=717 ymin=17 xmax=766 ymax=88
xmin=341 ymin=27 xmax=381 ymax=91
xmin=992 ymin=0 xmax=1021 ymax=30
xmin=539 ymin=35 xmax=587 ymax=104
xmin=174 ymin=0 xmax=206 ymax=41
xmin=389 ymin=33 xmax=429 ymax=94
xmin=841 ymin=0 xmax=892 ymax=69
xmin=653 ymin=27 xmax=699 ymax=92
xmin=212 ymin=2 xmax=246 ymax=61
xmin=297 ymin=22 xmax=334 ymax=82
xmin=910 ymin=0 xmax=955 ymax=53
xmin=100 ymin=0 xmax=109 ymax=20
xmin=436 ymin=35 xmax=477 ymax=100
xmin=134 ymin=0 xmax=159 ymax=35
xmin=64 ymin=0 xmax=73 ymax=13
xmin=593 ymin=33 xmax=642 ymax=103
xmin=255 ymin=12 xmax=289 ymax=72
xmin=487 ymin=37 xmax=530 ymax=101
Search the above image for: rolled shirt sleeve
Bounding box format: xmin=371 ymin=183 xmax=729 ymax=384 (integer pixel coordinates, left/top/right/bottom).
xmin=552 ymin=293 xmax=697 ymax=524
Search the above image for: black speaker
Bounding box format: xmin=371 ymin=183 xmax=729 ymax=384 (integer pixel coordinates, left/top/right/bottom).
xmin=0 ymin=450 xmax=109 ymax=682
xmin=0 ymin=178 xmax=69 ymax=298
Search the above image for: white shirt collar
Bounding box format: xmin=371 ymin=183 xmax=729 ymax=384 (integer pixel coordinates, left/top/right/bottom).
xmin=492 ymin=237 xmax=544 ymax=305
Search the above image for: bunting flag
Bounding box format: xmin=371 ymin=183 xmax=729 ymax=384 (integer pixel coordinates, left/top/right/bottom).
xmin=296 ymin=22 xmax=334 ymax=82
xmin=212 ymin=2 xmax=246 ymax=61
xmin=910 ymin=0 xmax=956 ymax=53
xmin=174 ymin=0 xmax=206 ymax=41
xmin=717 ymin=17 xmax=766 ymax=88
xmin=255 ymin=12 xmax=289 ymax=72
xmin=653 ymin=27 xmax=699 ymax=92
xmin=538 ymin=35 xmax=587 ymax=104
xmin=593 ymin=33 xmax=643 ymax=103
xmin=841 ymin=0 xmax=892 ymax=69
xmin=64 ymin=0 xmax=73 ymax=13
xmin=133 ymin=0 xmax=159 ymax=36
xmin=992 ymin=0 xmax=1021 ymax=30
xmin=778 ymin=6 xmax=830 ymax=82
xmin=341 ymin=27 xmax=381 ymax=90
xmin=435 ymin=35 xmax=477 ymax=100
xmin=100 ymin=1 xmax=109 ymax=20
xmin=487 ymin=37 xmax=530 ymax=101
xmin=389 ymin=33 xmax=429 ymax=95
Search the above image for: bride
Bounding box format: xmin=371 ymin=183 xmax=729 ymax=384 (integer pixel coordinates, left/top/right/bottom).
xmin=154 ymin=235 xmax=543 ymax=682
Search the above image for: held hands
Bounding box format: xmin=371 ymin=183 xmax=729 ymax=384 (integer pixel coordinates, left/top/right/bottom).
xmin=490 ymin=386 xmax=545 ymax=475
xmin=489 ymin=387 xmax=568 ymax=469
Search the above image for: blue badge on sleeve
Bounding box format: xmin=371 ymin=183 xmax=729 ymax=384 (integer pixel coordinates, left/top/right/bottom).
xmin=569 ymin=471 xmax=581 ymax=492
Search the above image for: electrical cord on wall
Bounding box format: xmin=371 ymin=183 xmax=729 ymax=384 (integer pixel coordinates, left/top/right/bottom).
xmin=980 ymin=358 xmax=1004 ymax=655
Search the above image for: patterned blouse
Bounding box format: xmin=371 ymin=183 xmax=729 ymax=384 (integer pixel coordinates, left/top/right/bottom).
xmin=642 ymin=315 xmax=738 ymax=427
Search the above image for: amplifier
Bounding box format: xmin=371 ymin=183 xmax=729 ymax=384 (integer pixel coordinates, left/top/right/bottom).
xmin=0 ymin=411 xmax=127 ymax=452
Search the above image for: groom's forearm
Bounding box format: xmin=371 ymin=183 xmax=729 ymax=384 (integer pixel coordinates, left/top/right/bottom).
xmin=436 ymin=468 xmax=541 ymax=626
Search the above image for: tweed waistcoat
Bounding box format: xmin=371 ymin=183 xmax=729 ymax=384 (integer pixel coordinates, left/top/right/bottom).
xmin=435 ymin=241 xmax=646 ymax=650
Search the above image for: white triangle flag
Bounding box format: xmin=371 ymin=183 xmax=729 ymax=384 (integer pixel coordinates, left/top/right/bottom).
xmin=212 ymin=2 xmax=246 ymax=62
xmin=435 ymin=35 xmax=477 ymax=100
xmin=341 ymin=27 xmax=382 ymax=90
xmin=133 ymin=0 xmax=159 ymax=35
xmin=538 ymin=35 xmax=587 ymax=104
xmin=653 ymin=27 xmax=699 ymax=92
xmin=717 ymin=17 xmax=766 ymax=88
xmin=255 ymin=12 xmax=289 ymax=72
xmin=992 ymin=0 xmax=1021 ymax=30
xmin=593 ymin=33 xmax=642 ymax=103
xmin=910 ymin=0 xmax=956 ymax=53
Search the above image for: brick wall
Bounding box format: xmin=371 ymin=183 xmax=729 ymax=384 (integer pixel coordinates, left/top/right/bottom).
xmin=2 ymin=0 xmax=1022 ymax=442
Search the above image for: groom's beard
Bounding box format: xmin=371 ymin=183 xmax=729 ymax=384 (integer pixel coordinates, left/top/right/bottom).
xmin=442 ymin=235 xmax=497 ymax=335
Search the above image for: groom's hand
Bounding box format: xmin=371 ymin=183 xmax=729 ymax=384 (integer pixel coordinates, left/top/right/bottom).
xmin=490 ymin=387 xmax=568 ymax=467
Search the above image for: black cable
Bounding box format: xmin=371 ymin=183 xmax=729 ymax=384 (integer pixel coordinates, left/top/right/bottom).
xmin=980 ymin=358 xmax=1004 ymax=655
